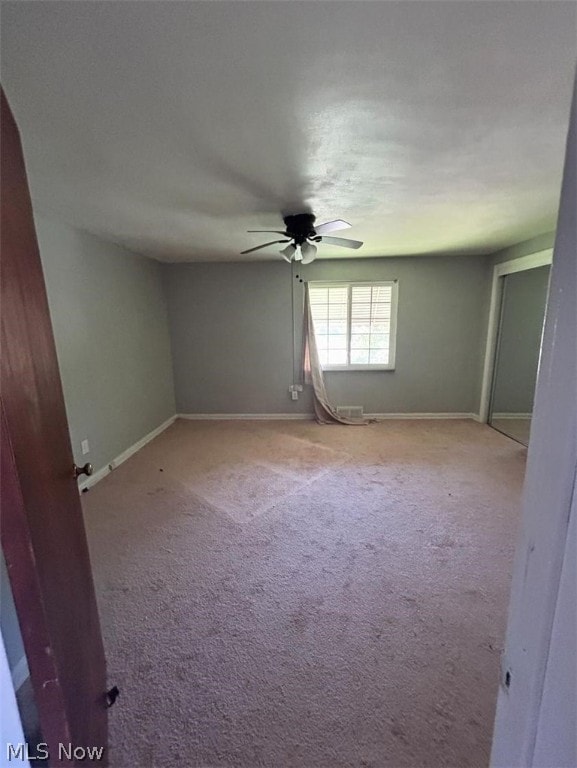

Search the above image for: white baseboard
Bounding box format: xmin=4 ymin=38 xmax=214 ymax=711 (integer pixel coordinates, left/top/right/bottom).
xmin=178 ymin=412 xmax=479 ymax=422
xmin=79 ymin=415 xmax=177 ymax=492
xmin=11 ymin=655 xmax=29 ymax=691
xmin=366 ymin=412 xmax=479 ymax=421
xmin=177 ymin=413 xmax=315 ymax=421
xmin=491 ymin=413 xmax=532 ymax=420
xmin=78 ymin=411 xmax=481 ymax=493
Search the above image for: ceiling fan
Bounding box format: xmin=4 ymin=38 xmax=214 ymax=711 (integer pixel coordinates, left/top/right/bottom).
xmin=240 ymin=213 xmax=363 ymax=264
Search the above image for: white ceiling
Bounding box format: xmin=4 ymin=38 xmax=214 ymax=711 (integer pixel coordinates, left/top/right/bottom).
xmin=2 ymin=1 xmax=575 ymax=262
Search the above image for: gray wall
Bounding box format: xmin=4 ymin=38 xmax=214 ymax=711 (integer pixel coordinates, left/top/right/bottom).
xmin=491 ymin=265 xmax=550 ymax=414
xmin=164 ymin=261 xmax=295 ymax=414
xmin=164 ymin=255 xmax=490 ymax=415
xmin=0 ymin=551 xmax=26 ymax=679
xmin=36 ymin=218 xmax=175 ymax=474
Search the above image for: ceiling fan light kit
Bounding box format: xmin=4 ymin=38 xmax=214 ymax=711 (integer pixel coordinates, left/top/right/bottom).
xmin=280 ymin=244 xmax=297 ymax=262
xmin=240 ymin=213 xmax=363 ymax=263
xmin=300 ymin=241 xmax=317 ymax=264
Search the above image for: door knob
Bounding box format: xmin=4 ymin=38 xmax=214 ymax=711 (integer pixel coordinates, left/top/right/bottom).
xmin=73 ymin=462 xmax=93 ymax=479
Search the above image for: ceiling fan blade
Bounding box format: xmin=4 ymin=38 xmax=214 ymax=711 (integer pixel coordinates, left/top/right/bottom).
xmin=319 ymin=235 xmax=363 ymax=250
xmin=280 ymin=244 xmax=296 ymax=262
xmin=314 ymin=219 xmax=352 ymax=235
xmin=300 ymin=242 xmax=317 ymax=264
xmin=240 ymin=239 xmax=289 ymax=255
xmin=247 ymin=230 xmax=288 ymax=235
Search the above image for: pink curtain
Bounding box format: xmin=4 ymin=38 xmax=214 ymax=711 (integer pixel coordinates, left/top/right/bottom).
xmin=302 ymin=283 xmax=368 ymax=425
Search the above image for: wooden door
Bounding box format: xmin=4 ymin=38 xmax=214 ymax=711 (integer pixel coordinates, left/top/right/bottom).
xmin=1 ymin=89 xmax=108 ymax=765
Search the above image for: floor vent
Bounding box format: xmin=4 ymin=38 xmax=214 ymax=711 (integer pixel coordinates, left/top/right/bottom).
xmin=336 ymin=405 xmax=364 ymax=419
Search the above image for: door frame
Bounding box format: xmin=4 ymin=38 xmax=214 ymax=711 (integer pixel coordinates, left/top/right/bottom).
xmin=0 ymin=620 xmax=28 ymax=765
xmin=490 ymin=73 xmax=576 ymax=766
xmin=479 ymin=248 xmax=553 ymax=424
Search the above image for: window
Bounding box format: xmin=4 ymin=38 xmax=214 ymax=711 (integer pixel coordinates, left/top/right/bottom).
xmin=309 ymin=281 xmax=398 ymax=370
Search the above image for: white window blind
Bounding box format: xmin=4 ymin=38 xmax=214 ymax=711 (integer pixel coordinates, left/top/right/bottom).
xmin=309 ymin=282 xmax=398 ymax=370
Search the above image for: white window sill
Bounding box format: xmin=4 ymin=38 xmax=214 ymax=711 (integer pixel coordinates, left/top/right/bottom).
xmin=322 ymin=365 xmax=396 ymax=372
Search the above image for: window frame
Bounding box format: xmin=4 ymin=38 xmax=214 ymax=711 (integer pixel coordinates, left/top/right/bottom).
xmin=309 ymin=280 xmax=399 ymax=371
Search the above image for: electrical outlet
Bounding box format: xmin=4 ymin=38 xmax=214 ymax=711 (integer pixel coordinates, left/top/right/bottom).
xmin=288 ymin=383 xmax=303 ymax=401
xmin=81 ymin=439 xmax=90 ymax=455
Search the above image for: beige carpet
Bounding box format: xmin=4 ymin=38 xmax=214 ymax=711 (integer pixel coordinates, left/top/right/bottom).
xmin=82 ymin=419 xmax=525 ymax=768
